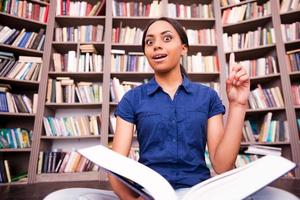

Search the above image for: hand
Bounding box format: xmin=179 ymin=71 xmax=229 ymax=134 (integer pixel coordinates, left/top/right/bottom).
xmin=226 ymin=53 xmax=250 ymax=106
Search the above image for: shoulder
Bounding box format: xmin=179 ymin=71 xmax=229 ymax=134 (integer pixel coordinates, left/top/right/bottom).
xmin=189 ymin=82 xmax=217 ymax=96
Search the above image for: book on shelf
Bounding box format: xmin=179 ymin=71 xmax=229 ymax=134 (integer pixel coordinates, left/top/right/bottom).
xmin=56 ymin=0 xmax=105 ymax=16
xmin=0 ymin=0 xmax=49 ymax=23
xmin=245 ymin=145 xmax=282 ymax=156
xmin=43 ymin=115 xmax=101 ymax=137
xmin=222 ymin=1 xmax=271 ymax=25
xmin=78 ymin=145 xmax=296 ymax=200
xmin=112 ymin=0 xmax=162 ymax=17
xmin=38 ymin=149 xmax=100 ymax=174
xmin=167 ymin=2 xmax=214 ymax=19
xmin=286 ymin=49 xmax=300 ymax=72
xmin=0 ymin=128 xmax=32 ymax=149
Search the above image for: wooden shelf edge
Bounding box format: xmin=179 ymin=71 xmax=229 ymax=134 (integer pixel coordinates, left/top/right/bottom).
xmin=0 ymin=112 xmax=35 ymax=117
xmin=221 ymin=0 xmax=256 ymax=10
xmin=0 ymin=148 xmax=31 ymax=152
xmin=0 ymin=77 xmax=40 ymax=85
xmin=246 ymin=107 xmax=286 ymax=113
xmin=36 ymin=171 xmax=100 ymax=182
xmin=0 ymin=12 xmax=47 ymax=26
xmin=223 ymin=15 xmax=272 ymax=28
xmin=0 ymin=43 xmax=44 ymax=55
xmin=41 ymin=136 xmax=101 ymax=139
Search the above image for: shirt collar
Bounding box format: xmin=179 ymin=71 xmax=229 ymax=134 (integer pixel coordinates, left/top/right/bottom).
xmin=147 ymin=75 xmax=192 ymax=96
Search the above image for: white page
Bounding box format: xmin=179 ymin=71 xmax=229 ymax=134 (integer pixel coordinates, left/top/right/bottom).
xmin=183 ymin=155 xmax=296 ymax=200
xmin=78 ymin=145 xmax=177 ymax=200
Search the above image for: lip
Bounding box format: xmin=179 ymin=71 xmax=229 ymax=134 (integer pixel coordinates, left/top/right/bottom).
xmin=151 ymin=53 xmax=167 ymax=63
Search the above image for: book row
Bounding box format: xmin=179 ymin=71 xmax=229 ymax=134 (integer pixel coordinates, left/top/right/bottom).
xmin=0 ymin=54 xmax=42 ymax=81
xmin=112 ymin=25 xmax=216 ymax=45
xmin=112 ymin=0 xmax=161 ymax=17
xmin=52 ymin=51 xmax=103 ymax=72
xmin=54 ymin=24 xmax=104 ymax=43
xmin=0 ymin=128 xmax=32 ymax=149
xmin=248 ymin=85 xmax=284 ymax=109
xmin=222 ymin=1 xmax=271 ymax=24
xmin=0 ymin=91 xmax=37 ymax=113
xmin=46 ymin=78 xmax=103 ymax=103
xmin=286 ymin=49 xmax=300 ymax=72
xmin=242 ymin=118 xmax=289 ymax=143
xmin=43 ymin=115 xmax=101 ymax=137
xmin=111 ymin=51 xmax=151 ymax=73
xmin=167 ymin=2 xmax=214 ymax=19
xmin=236 ymin=55 xmax=278 ymax=77
xmin=37 ymin=150 xmax=100 ymax=174
xmin=281 ymin=22 xmax=300 ymax=42
xmin=0 ymin=26 xmax=45 ymax=50
xmin=55 ymin=0 xmax=105 ymax=16
xmin=181 ymin=53 xmax=219 ymax=73
xmin=291 ymin=84 xmax=300 ymax=105
xmin=0 ymin=0 xmax=49 ymax=23
xmin=223 ymin=26 xmax=275 ymax=52
xmin=0 ymin=160 xmax=27 ymax=183
xmin=280 ymin=0 xmax=300 ymax=13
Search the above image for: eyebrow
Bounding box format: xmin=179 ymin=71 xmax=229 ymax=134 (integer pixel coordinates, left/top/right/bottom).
xmin=145 ymin=30 xmax=173 ymax=38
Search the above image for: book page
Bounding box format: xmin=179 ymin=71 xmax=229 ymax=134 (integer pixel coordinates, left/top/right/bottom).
xmin=183 ymin=155 xmax=296 ymax=200
xmin=78 ymin=145 xmax=178 ymax=200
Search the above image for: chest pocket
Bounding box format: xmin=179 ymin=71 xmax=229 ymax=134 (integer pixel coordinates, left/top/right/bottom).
xmin=136 ymin=112 xmax=169 ymax=148
xmin=184 ymin=110 xmax=207 ymax=132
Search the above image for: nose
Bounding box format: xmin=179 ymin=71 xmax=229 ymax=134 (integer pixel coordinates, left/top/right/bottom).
xmin=153 ymin=39 xmax=163 ymax=51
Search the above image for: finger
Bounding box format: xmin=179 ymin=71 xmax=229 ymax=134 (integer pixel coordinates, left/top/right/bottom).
xmin=229 ymin=52 xmax=236 ymax=67
xmin=235 ymin=74 xmax=249 ymax=86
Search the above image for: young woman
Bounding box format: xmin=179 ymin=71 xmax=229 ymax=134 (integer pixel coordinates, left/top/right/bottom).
xmin=109 ymin=17 xmax=250 ymax=200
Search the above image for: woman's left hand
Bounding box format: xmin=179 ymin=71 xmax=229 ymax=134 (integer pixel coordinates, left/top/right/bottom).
xmin=226 ymin=64 xmax=250 ymax=106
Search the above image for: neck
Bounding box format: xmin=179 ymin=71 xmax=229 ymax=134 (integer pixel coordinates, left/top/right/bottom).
xmin=154 ymin=65 xmax=183 ymax=92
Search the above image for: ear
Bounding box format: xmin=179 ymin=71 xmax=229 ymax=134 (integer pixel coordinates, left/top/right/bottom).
xmin=181 ymin=44 xmax=188 ymax=56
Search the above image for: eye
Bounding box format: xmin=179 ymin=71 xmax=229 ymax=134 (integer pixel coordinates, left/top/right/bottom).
xmin=163 ymin=35 xmax=172 ymax=42
xmin=145 ymin=39 xmax=153 ymax=46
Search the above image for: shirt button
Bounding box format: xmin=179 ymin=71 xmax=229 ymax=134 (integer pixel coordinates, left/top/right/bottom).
xmin=172 ymin=139 xmax=176 ymax=142
xmin=172 ymin=120 xmax=175 ymax=124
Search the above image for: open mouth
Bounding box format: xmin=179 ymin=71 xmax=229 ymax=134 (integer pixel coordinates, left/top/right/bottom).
xmin=152 ymin=54 xmax=167 ymax=62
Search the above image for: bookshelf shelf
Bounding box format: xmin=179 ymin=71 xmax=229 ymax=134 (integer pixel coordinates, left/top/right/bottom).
xmin=0 ymin=181 xmax=28 ymax=186
xmin=0 ymin=12 xmax=47 ymax=27
xmin=110 ymin=72 xmax=154 ymax=81
xmin=0 ymin=44 xmax=43 ymax=56
xmin=290 ymin=71 xmax=300 ymax=80
xmin=249 ymin=74 xmax=281 ymax=85
xmin=295 ymin=105 xmax=300 ymax=110
xmin=188 ymin=44 xmax=217 ymax=55
xmin=223 ymin=15 xmax=272 ymax=34
xmin=284 ymin=39 xmax=300 ymax=51
xmin=36 ymin=171 xmax=100 ymax=182
xmin=246 ymin=107 xmax=286 ymax=113
xmin=41 ymin=136 xmax=101 ymax=140
xmin=45 ymin=103 xmax=102 ymax=109
xmin=0 ymin=148 xmax=31 ymax=152
xmin=52 ymin=42 xmax=78 ymax=49
xmin=241 ymin=141 xmax=290 ymax=146
xmin=225 ymin=44 xmax=276 ymax=60
xmin=0 ymin=112 xmax=35 ymax=117
xmin=220 ymin=0 xmax=256 ymax=10
xmin=280 ymin=9 xmax=300 ymax=22
xmin=0 ymin=77 xmax=39 ymax=89
xmin=48 ymin=72 xmax=103 ymax=81
xmin=28 ymin=0 xmax=49 ymax=6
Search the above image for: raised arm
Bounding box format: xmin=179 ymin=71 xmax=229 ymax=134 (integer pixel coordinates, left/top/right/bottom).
xmin=108 ymin=116 xmax=140 ymax=200
xmin=207 ymin=55 xmax=250 ymax=174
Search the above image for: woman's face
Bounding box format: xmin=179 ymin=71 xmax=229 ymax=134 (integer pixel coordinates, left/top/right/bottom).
xmin=144 ymin=20 xmax=187 ymax=74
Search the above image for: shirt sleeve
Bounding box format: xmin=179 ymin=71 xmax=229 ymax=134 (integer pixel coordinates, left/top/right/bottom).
xmin=208 ymin=89 xmax=226 ymax=118
xmin=114 ymin=91 xmax=136 ymax=124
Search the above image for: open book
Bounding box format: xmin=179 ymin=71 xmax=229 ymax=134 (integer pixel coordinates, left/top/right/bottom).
xmin=78 ymin=145 xmax=296 ymax=200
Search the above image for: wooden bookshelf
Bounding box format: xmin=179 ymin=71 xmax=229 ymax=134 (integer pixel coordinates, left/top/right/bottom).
xmin=1 ymin=0 xmax=299 ymax=185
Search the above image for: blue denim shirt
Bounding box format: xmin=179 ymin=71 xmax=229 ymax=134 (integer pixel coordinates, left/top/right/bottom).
xmin=115 ymin=76 xmax=225 ymax=189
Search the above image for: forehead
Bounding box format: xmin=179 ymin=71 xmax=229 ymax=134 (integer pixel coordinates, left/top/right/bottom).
xmin=146 ymin=20 xmax=178 ymax=36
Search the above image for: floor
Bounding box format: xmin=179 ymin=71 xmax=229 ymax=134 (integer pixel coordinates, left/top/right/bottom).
xmin=0 ymin=179 xmax=299 ymax=200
